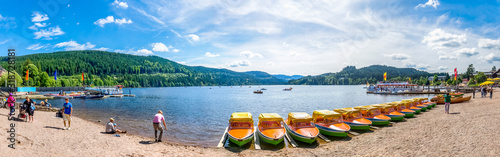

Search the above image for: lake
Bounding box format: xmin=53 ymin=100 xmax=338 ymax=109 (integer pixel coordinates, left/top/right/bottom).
xmin=36 ymin=85 xmax=434 ymax=147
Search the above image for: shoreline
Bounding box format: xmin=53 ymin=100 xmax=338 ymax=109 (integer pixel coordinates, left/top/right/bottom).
xmin=3 ymin=92 xmax=500 ymax=156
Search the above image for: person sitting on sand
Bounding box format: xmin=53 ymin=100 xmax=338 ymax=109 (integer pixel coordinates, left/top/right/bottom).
xmin=45 ymin=99 xmax=51 ymax=107
xmin=106 ymin=118 xmax=125 ymax=134
xmin=153 ymin=110 xmax=168 ymax=142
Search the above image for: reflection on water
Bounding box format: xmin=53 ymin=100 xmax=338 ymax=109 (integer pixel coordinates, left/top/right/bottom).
xmin=36 ymin=85 xmax=433 ymax=147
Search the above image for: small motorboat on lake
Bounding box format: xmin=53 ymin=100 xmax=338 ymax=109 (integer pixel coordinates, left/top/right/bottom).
xmin=333 ymin=108 xmax=372 ymax=130
xmin=353 ymin=106 xmax=391 ymax=126
xmin=253 ymin=90 xmax=263 ymax=94
xmin=313 ymin=110 xmax=350 ymax=137
xmin=257 ymin=113 xmax=286 ymax=146
xmin=282 ymin=87 xmax=293 ymax=91
xmin=260 ymin=88 xmax=267 ymax=90
xmin=284 ymin=112 xmax=319 ymax=144
xmin=227 ymin=112 xmax=254 ymax=147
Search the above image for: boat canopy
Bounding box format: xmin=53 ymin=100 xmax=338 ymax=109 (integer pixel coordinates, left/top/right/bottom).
xmin=258 ymin=113 xmax=283 ymax=123
xmin=354 ymin=106 xmax=379 ymax=112
xmin=371 ymin=104 xmax=392 ymax=110
xmin=230 ymin=112 xmax=253 ymax=123
xmin=288 ymin=112 xmax=313 ymax=122
xmin=312 ymin=110 xmax=342 ymax=119
xmin=333 ymin=108 xmax=361 ymax=114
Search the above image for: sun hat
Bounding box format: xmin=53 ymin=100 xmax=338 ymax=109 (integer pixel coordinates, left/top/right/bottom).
xmin=110 ymin=118 xmax=114 ymax=121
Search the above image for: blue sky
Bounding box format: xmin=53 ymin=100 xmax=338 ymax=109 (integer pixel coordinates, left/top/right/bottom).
xmin=1 ymin=0 xmax=500 ymax=75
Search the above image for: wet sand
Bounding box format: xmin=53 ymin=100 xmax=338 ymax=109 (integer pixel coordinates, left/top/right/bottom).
xmin=2 ymin=93 xmax=500 ymax=156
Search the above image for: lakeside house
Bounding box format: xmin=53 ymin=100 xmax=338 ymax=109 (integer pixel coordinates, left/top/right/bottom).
xmin=427 ymin=76 xmax=447 ymax=81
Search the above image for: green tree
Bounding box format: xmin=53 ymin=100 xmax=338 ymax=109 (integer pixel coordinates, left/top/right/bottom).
xmin=0 ymin=71 xmax=24 ymax=87
xmin=474 ymin=72 xmax=488 ymax=83
xmin=39 ymin=72 xmax=54 ymax=87
xmin=465 ymin=64 xmax=475 ymax=79
xmin=433 ymin=74 xmax=438 ymax=83
xmin=492 ymin=66 xmax=497 ymax=72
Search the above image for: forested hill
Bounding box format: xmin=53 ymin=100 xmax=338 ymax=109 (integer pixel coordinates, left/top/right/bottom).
xmin=0 ymin=50 xmax=285 ymax=87
xmin=288 ymin=65 xmax=446 ymax=85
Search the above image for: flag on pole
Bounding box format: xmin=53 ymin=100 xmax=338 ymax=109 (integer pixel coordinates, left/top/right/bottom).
xmin=82 ymin=72 xmax=84 ymax=81
xmin=54 ymin=70 xmax=57 ymax=80
xmin=454 ymin=68 xmax=457 ymax=80
xmin=384 ymin=72 xmax=387 ymax=81
xmin=409 ymin=77 xmax=411 ymax=83
xmin=367 ymin=81 xmax=369 ymax=86
xmin=26 ymin=69 xmax=29 ymax=81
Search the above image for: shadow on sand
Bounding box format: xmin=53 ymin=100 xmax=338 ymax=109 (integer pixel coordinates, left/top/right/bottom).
xmin=139 ymin=141 xmax=155 ymax=145
xmin=44 ymin=126 xmax=64 ymax=130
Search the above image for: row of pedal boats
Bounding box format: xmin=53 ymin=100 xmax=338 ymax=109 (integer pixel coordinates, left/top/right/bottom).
xmin=227 ymin=97 xmax=437 ymax=146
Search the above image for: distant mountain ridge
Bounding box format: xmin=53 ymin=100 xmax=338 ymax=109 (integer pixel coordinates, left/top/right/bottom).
xmin=288 ymin=65 xmax=446 ymax=85
xmin=0 ymin=50 xmax=285 ymax=87
xmin=272 ymin=74 xmax=304 ymax=81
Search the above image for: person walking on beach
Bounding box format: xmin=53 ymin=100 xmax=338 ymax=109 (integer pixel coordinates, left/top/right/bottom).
xmin=153 ymin=110 xmax=167 ymax=142
xmin=24 ymin=96 xmax=35 ymax=123
xmin=62 ymin=98 xmax=73 ymax=130
xmin=480 ymin=86 xmax=484 ymax=98
xmin=490 ymin=86 xmax=493 ymax=99
xmin=7 ymin=93 xmax=16 ymax=118
xmin=473 ymin=87 xmax=476 ymax=99
xmin=444 ymin=93 xmax=452 ymax=114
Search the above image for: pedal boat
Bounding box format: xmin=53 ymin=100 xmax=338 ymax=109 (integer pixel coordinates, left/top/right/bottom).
xmin=284 ymin=112 xmax=319 ymax=144
xmin=334 ymin=108 xmax=372 ymax=130
xmin=227 ymin=112 xmax=254 ymax=147
xmin=389 ymin=101 xmax=415 ymax=118
xmin=370 ymin=104 xmax=405 ymax=121
xmin=257 ymin=113 xmax=285 ymax=146
xmin=313 ymin=110 xmax=350 ymax=137
xmin=353 ymin=106 xmax=391 ymax=126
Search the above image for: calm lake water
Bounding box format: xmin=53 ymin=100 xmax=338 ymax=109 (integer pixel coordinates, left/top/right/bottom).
xmin=37 ymin=85 xmax=434 ymax=147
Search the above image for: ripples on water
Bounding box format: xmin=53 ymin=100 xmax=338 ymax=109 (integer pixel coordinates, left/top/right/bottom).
xmin=37 ymin=85 xmax=434 ymax=147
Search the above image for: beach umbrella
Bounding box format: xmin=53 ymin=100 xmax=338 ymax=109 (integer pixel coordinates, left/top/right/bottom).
xmin=487 ymin=78 xmax=493 ymax=81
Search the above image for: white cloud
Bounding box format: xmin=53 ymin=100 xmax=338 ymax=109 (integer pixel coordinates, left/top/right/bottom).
xmin=478 ymin=53 xmax=500 ymax=63
xmin=31 ymin=12 xmax=49 ymax=22
xmin=136 ymin=49 xmax=153 ymax=55
xmin=172 ymin=49 xmax=179 ymax=52
xmin=403 ymin=62 xmax=416 ymax=68
xmin=289 ymin=51 xmax=301 ymax=57
xmin=187 ymin=34 xmax=200 ymax=42
xmin=240 ymin=50 xmax=263 ymax=58
xmin=28 ymin=22 xmax=49 ymax=30
xmin=417 ymin=63 xmax=431 ymax=70
xmin=112 ymin=0 xmax=128 ymax=9
xmin=478 ymin=38 xmax=500 ymax=50
xmin=226 ymin=60 xmax=251 ymax=67
xmin=422 ymin=28 xmax=466 ymax=50
xmin=95 ymin=47 xmax=109 ymax=51
xmin=415 ymin=0 xmax=440 ymax=9
xmin=94 ymin=16 xmax=132 ymax=27
xmin=204 ymin=52 xmax=220 ymax=57
xmin=439 ymin=55 xmax=458 ymax=60
xmin=26 ymin=44 xmax=46 ymax=50
xmin=34 ymin=26 xmax=65 ymax=40
xmin=54 ymin=41 xmax=95 ymax=50
xmin=438 ymin=66 xmax=448 ymax=71
xmin=455 ymin=48 xmax=478 ymax=57
xmin=115 ymin=18 xmax=133 ymax=25
xmin=267 ymin=62 xmax=275 ymax=66
xmin=0 ymin=39 xmax=9 ymax=45
xmin=384 ymin=53 xmax=410 ymax=61
xmin=151 ymin=42 xmax=169 ymax=52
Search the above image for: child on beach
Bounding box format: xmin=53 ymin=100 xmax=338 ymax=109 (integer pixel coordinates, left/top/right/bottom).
xmin=153 ymin=110 xmax=167 ymax=142
xmin=62 ymin=98 xmax=73 ymax=130
xmin=444 ymin=93 xmax=451 ymax=114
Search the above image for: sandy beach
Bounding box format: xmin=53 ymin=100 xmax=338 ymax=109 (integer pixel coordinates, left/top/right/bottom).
xmin=2 ymin=93 xmax=500 ymax=156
